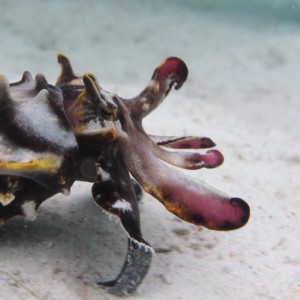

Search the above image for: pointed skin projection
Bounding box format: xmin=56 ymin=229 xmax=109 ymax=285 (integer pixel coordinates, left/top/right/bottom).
xmin=0 ymin=54 xmax=250 ymax=297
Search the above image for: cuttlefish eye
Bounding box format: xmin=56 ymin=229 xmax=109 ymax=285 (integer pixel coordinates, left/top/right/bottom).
xmin=98 ymin=99 xmax=117 ymax=121
xmin=81 ymin=74 xmax=118 ymax=122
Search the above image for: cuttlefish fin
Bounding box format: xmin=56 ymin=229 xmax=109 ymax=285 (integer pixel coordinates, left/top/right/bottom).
xmin=0 ymin=153 xmax=62 ymax=192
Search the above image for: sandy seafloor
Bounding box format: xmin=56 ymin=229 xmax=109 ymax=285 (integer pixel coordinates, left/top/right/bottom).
xmin=0 ymin=1 xmax=300 ymax=299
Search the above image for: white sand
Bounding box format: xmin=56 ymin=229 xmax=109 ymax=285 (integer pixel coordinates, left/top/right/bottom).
xmin=0 ymin=1 xmax=299 ymax=299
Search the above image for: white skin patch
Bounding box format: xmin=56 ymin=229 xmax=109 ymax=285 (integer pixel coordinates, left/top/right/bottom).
xmin=142 ymin=102 xmax=150 ymax=111
xmin=129 ymin=237 xmax=154 ymax=253
xmin=112 ymin=199 xmax=132 ymax=212
xmin=0 ymin=177 xmax=18 ymax=206
xmin=21 ymin=200 xmax=37 ymax=221
xmin=99 ymin=169 xmax=111 ymax=181
xmin=0 ymin=193 xmax=15 ymax=206
xmin=61 ymin=188 xmax=71 ymax=196
xmin=16 ymin=90 xmax=77 ymax=150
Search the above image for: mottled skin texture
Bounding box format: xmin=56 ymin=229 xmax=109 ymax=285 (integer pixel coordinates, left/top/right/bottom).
xmin=0 ymin=55 xmax=250 ymax=296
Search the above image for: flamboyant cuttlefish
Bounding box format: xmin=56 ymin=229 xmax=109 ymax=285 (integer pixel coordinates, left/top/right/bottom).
xmin=0 ymin=54 xmax=250 ymax=296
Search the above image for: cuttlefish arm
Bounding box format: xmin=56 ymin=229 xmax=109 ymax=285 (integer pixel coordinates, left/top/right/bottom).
xmin=148 ymin=134 xmax=223 ymax=169
xmin=98 ymin=238 xmax=152 ymax=297
xmin=149 ymin=134 xmax=216 ymax=149
xmin=92 ymin=147 xmax=147 ymax=245
xmin=92 ymin=147 xmax=152 ymax=296
xmin=132 ymin=154 xmax=249 ymax=230
xmin=113 ymin=95 xmax=250 ymax=231
xmin=152 ymin=142 xmax=224 ymax=170
xmin=126 ymin=57 xmax=188 ymax=120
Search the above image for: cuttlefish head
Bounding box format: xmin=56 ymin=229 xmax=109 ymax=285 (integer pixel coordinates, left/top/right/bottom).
xmin=57 ymin=54 xmax=250 ymax=246
xmin=54 ymin=54 xmax=250 ymax=297
xmin=90 ymin=57 xmax=250 ymax=245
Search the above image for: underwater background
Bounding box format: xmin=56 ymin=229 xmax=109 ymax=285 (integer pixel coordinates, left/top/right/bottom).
xmin=0 ymin=1 xmax=299 ymax=299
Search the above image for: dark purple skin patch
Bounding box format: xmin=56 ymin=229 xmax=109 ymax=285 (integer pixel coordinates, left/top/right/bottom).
xmin=0 ymin=54 xmax=250 ymax=296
